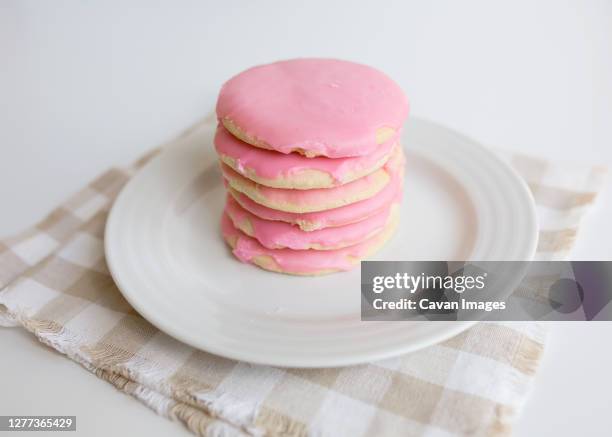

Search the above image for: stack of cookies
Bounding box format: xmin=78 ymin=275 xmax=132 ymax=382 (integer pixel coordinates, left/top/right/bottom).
xmin=214 ymin=58 xmax=409 ymax=275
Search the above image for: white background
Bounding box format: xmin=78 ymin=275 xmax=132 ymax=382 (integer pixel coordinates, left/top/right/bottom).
xmin=1 ymin=1 xmax=611 ymax=435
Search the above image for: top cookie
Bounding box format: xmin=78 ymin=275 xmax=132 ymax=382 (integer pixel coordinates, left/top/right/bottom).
xmin=216 ymin=58 xmax=409 ymax=158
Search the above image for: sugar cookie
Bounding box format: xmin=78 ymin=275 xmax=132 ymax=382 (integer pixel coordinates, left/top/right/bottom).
xmin=222 ymin=145 xmax=403 ymax=213
xmin=215 ymin=125 xmax=395 ymax=189
xmin=216 ymin=58 xmax=408 ymax=158
xmin=225 ymin=194 xmax=399 ymax=251
xmin=221 ymin=209 xmax=399 ymax=275
xmin=227 ymin=162 xmax=404 ymax=231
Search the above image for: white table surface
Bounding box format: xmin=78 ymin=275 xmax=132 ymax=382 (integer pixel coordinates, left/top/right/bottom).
xmin=1 ymin=1 xmax=611 ymax=436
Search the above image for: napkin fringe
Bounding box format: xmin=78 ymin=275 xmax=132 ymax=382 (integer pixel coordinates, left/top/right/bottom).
xmin=0 ymin=300 xmax=249 ymax=436
xmin=502 ymin=322 xmax=549 ymax=430
xmin=255 ymin=407 xmax=309 ymax=436
xmin=0 ymin=304 xmax=19 ymax=327
xmin=515 ymin=323 xmax=548 ymax=375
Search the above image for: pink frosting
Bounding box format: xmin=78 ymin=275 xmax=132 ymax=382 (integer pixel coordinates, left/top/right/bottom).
xmin=221 ymin=212 xmax=389 ymax=273
xmin=225 ymin=194 xmax=394 ymax=250
xmin=214 ymin=125 xmax=396 ymax=186
xmin=216 ymin=58 xmax=409 ymax=158
xmin=229 ymin=166 xmax=403 ymax=231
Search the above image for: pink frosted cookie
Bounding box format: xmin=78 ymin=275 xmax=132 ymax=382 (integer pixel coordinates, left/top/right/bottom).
xmin=222 ymin=145 xmax=404 ymax=214
xmin=215 ymin=125 xmax=396 ymax=189
xmin=228 ymin=161 xmax=404 ymax=231
xmin=216 ymin=58 xmax=409 ymax=158
xmin=225 ymin=194 xmax=399 ymax=251
xmin=221 ymin=210 xmax=399 ymax=275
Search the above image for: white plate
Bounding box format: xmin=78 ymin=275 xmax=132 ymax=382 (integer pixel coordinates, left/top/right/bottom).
xmin=105 ymin=117 xmax=538 ymax=368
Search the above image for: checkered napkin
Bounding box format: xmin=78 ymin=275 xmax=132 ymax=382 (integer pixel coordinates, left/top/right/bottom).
xmin=0 ymin=119 xmax=606 ymax=437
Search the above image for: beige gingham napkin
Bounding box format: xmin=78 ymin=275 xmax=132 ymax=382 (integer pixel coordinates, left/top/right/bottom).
xmin=0 ymin=119 xmax=606 ymax=436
